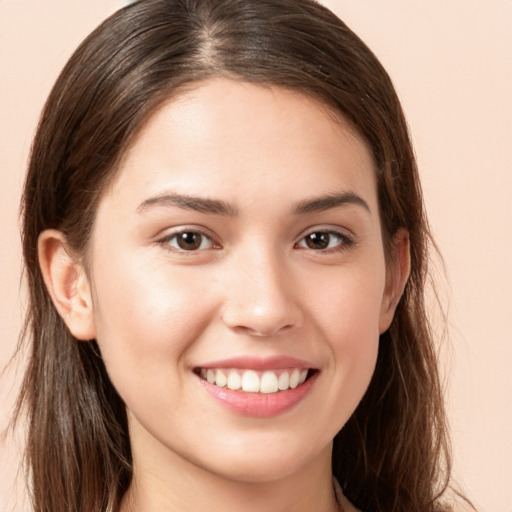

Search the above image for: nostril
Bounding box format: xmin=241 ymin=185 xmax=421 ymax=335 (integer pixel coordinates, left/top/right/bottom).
xmin=222 ymin=302 xmax=304 ymax=337
xmin=230 ymin=322 xmax=296 ymax=337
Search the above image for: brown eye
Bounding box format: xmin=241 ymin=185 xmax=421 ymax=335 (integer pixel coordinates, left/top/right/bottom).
xmin=304 ymin=232 xmax=330 ymax=250
xmin=297 ymin=231 xmax=351 ymax=251
xmin=177 ymin=232 xmax=202 ymax=250
xmin=163 ymin=231 xmax=215 ymax=252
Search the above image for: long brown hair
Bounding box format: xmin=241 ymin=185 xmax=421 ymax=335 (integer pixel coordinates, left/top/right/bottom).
xmin=15 ymin=1 xmax=454 ymax=510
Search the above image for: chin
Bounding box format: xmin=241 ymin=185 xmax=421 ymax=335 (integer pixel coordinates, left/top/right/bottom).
xmin=193 ymin=434 xmax=332 ymax=484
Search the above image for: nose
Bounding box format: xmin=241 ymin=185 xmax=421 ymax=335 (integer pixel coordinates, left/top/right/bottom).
xmin=221 ymin=249 xmax=304 ymax=337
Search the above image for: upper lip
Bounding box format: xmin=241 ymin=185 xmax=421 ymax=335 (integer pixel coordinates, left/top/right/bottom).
xmin=195 ymin=355 xmax=316 ymax=371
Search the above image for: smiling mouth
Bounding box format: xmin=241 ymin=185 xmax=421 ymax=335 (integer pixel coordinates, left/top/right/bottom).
xmin=196 ymin=368 xmax=315 ymax=394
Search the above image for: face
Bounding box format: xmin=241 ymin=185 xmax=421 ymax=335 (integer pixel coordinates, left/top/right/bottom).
xmin=77 ymin=79 xmax=402 ymax=484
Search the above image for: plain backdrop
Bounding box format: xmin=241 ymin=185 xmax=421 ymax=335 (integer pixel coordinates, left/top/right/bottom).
xmin=1 ymin=1 xmax=511 ymax=511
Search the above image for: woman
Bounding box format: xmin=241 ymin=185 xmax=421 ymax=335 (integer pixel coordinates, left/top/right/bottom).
xmin=15 ymin=0 xmax=458 ymax=510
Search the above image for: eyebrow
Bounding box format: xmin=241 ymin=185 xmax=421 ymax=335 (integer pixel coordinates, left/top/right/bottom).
xmin=137 ymin=190 xmax=370 ymax=217
xmin=137 ymin=193 xmax=239 ymax=216
xmin=293 ymin=192 xmax=371 ymax=215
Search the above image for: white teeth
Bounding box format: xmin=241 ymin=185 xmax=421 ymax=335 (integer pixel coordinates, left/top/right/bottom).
xmin=227 ymin=371 xmax=242 ymax=390
xmin=241 ymin=370 xmax=260 ymax=392
xmin=215 ymin=370 xmax=227 ymax=388
xmin=278 ymin=372 xmax=290 ymax=390
xmin=260 ymin=371 xmax=279 ymax=393
xmin=289 ymin=369 xmax=300 ymax=389
xmin=201 ymin=368 xmax=311 ymax=394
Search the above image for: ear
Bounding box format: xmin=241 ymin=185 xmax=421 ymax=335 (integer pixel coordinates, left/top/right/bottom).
xmin=38 ymin=229 xmax=96 ymax=340
xmin=379 ymin=229 xmax=411 ymax=334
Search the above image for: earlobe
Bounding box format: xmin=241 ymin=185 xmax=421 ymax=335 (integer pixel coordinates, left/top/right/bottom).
xmin=379 ymin=229 xmax=411 ymax=334
xmin=38 ymin=229 xmax=96 ymax=340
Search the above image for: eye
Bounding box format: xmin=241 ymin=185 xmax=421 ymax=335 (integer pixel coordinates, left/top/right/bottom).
xmin=161 ymin=230 xmax=217 ymax=252
xmin=296 ymin=230 xmax=352 ymax=251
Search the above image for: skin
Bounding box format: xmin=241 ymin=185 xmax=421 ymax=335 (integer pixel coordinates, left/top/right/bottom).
xmin=39 ymin=78 xmax=409 ymax=512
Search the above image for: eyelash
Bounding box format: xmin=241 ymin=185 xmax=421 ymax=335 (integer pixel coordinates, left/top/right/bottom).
xmin=158 ymin=227 xmax=353 ymax=254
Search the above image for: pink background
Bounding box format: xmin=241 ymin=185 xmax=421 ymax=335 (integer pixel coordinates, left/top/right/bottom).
xmin=1 ymin=1 xmax=511 ymax=511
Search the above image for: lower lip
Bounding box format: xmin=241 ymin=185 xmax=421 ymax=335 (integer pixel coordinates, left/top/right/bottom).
xmin=198 ymin=372 xmax=318 ymax=418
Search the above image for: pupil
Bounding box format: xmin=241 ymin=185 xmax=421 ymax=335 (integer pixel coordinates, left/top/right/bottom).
xmin=178 ymin=232 xmax=201 ymax=250
xmin=306 ymin=232 xmax=329 ymax=249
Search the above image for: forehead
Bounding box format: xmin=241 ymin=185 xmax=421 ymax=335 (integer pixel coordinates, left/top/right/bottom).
xmin=102 ymin=78 xmax=377 ymax=213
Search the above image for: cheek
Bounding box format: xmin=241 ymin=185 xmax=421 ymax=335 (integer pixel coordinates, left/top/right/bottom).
xmin=311 ymin=264 xmax=386 ymax=340
xmin=309 ymin=265 xmax=385 ymax=397
xmin=88 ymin=253 xmax=216 ymax=380
xmin=329 ymin=288 xmax=381 ymax=377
